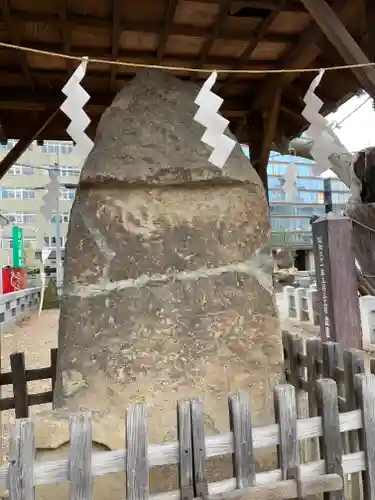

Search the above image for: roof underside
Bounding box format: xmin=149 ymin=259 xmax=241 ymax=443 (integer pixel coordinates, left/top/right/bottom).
xmin=0 ymin=0 xmax=369 ymax=145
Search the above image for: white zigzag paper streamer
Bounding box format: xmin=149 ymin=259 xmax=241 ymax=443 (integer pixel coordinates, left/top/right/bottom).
xmin=301 ymin=70 xmax=341 ymax=176
xmin=60 ymin=57 xmax=94 ymax=166
xmin=194 ymin=72 xmax=236 ymax=169
xmin=283 ymin=162 xmax=298 ymax=201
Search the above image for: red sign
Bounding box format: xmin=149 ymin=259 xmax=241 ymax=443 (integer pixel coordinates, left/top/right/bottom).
xmin=2 ymin=267 xmax=28 ymax=294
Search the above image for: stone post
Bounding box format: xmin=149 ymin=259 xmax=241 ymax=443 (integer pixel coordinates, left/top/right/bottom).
xmin=33 ymin=69 xmax=283 ymax=499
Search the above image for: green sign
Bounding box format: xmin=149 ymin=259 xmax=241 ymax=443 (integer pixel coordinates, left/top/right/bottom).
xmin=12 ymin=226 xmax=24 ymax=268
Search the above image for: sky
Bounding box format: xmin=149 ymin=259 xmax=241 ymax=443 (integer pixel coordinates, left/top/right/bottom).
xmin=326 ymin=92 xmax=375 ymax=152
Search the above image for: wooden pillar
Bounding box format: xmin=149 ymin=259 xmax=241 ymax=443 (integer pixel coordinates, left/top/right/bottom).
xmin=312 ymin=215 xmax=362 ymax=349
xmin=247 ymin=85 xmax=282 ymax=201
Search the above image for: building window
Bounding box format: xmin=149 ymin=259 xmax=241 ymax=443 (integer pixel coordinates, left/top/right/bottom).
xmin=267 ymin=163 xmax=287 ymax=176
xmin=44 ymin=236 xmax=65 ymax=247
xmin=60 ymin=188 xmax=76 ymax=201
xmin=40 ymin=141 xmax=74 ymax=155
xmin=271 ymin=218 xmax=312 ymax=232
xmin=269 ymin=190 xmax=286 ymax=202
xmin=59 ymin=166 xmax=79 ymax=177
xmin=60 ymin=143 xmax=74 ymax=155
xmin=7 ymin=165 xmax=35 ymax=176
xmin=8 ymin=165 xmax=22 ymax=175
xmin=296 ymin=165 xmax=313 ymax=177
xmin=268 ymin=177 xmax=284 ymax=189
xmin=51 ymin=212 xmax=70 ymax=223
xmin=6 ymin=212 xmax=36 ymax=225
xmin=296 ymin=178 xmax=324 ymax=190
xmin=22 ymin=165 xmax=35 ymax=175
xmin=2 ymin=237 xmax=12 ymax=249
xmin=0 ymin=188 xmax=36 ymax=199
xmin=22 ymin=189 xmax=36 ymax=199
xmin=270 ymin=204 xmax=326 ymax=217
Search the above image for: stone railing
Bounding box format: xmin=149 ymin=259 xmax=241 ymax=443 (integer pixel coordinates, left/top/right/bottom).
xmin=283 ymin=284 xmax=320 ymax=326
xmin=284 ymin=285 xmax=375 ymax=351
xmin=359 ymin=295 xmax=375 ymax=350
xmin=0 ymin=287 xmax=41 ymax=334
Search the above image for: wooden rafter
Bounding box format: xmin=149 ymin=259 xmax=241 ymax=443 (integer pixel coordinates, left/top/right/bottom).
xmin=0 ymin=107 xmax=60 ymax=179
xmin=300 ymin=0 xmax=375 ymax=99
xmin=7 ymin=10 xmax=298 ymax=47
xmin=156 ymin=0 xmax=179 ymax=63
xmin=58 ymin=0 xmax=73 ymax=73
xmin=109 ymin=0 xmax=122 ymax=92
xmin=195 ymin=0 xmax=309 ymax=13
xmin=191 ymin=0 xmax=231 ymax=80
xmin=0 ymin=0 xmax=33 ymax=90
xmin=248 ymin=0 xmax=361 ymax=118
xmin=220 ymin=2 xmax=287 ymax=94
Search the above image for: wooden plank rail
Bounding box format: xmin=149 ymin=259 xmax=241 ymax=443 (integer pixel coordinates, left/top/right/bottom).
xmin=2 ymin=377 xmax=375 ymax=500
xmin=0 ymin=348 xmax=57 ymax=417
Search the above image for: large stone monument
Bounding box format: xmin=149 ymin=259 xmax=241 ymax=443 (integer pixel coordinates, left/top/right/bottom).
xmin=34 ymin=69 xmax=282 ymax=498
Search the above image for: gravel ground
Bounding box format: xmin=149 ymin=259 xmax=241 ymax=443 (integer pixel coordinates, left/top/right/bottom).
xmin=0 ymin=294 xmax=318 ymax=466
xmin=0 ymin=309 xmax=59 ymax=465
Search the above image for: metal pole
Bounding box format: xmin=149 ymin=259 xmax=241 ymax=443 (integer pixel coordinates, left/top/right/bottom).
xmin=55 ymin=189 xmax=62 ymax=288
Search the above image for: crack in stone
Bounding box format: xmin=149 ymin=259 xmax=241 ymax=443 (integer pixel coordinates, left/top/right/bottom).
xmin=64 ymin=254 xmax=273 ymax=298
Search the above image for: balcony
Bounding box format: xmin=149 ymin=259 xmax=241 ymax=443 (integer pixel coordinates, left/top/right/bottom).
xmin=271 ymin=231 xmax=313 ymax=249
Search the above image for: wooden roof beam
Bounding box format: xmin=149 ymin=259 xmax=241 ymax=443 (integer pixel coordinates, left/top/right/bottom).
xmin=58 ymin=0 xmax=71 ymax=72
xmin=156 ymin=0 xmax=179 ymax=63
xmin=109 ymin=0 xmax=122 ymax=92
xmin=248 ymin=0 xmax=361 ymax=116
xmin=0 ymin=106 xmax=60 ymax=179
xmin=191 ymin=0 xmax=231 ymax=81
xmin=0 ymin=0 xmax=33 ymax=90
xmin=3 ymin=10 xmax=299 ymax=46
xmin=301 ymin=0 xmax=375 ymax=99
xmin=193 ymin=0 xmax=343 ymax=13
xmin=219 ymin=1 xmax=287 ymax=94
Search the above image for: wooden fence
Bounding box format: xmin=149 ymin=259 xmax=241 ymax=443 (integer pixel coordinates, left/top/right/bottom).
xmin=282 ymin=331 xmax=372 ymax=414
xmin=0 ymin=348 xmax=57 ymax=417
xmin=1 ymin=376 xmax=375 ymax=500
xmin=282 ymin=330 xmax=375 ymax=500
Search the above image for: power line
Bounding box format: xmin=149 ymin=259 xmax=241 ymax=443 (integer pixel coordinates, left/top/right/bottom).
xmin=332 ymin=95 xmax=372 ymax=129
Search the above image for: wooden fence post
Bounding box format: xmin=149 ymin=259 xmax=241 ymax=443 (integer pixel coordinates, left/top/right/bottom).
xmin=10 ymin=352 xmax=28 ymax=418
xmin=312 ymin=215 xmax=362 ymax=349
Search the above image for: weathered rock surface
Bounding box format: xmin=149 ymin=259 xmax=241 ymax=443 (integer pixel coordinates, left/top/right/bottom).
xmin=36 ymin=69 xmax=282 ymax=498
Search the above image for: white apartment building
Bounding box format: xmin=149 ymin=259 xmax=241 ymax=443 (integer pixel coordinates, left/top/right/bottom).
xmin=0 ymin=140 xmax=81 ymax=267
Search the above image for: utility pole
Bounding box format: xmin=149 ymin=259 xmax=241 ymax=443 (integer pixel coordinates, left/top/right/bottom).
xmin=54 ymin=181 xmax=62 ymax=288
